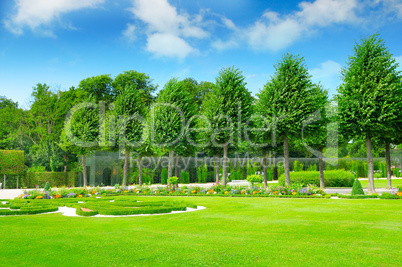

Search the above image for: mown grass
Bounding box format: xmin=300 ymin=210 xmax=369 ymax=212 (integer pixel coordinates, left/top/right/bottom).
xmin=359 ymin=178 xmax=402 ymax=188
xmin=0 ymin=196 xmax=401 ymax=266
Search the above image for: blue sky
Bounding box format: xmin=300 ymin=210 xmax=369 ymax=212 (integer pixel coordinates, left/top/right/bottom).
xmin=1 ymin=0 xmax=402 ymax=108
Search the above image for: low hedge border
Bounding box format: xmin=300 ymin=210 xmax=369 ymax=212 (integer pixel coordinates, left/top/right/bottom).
xmin=336 ymin=194 xmax=379 ymax=199
xmin=0 ymin=206 xmax=58 ymax=215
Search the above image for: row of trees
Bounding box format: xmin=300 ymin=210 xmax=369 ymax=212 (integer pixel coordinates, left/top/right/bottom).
xmin=1 ymin=33 xmax=400 ymax=192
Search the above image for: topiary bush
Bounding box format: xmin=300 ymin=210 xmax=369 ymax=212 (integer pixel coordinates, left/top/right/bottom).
xmin=180 ymin=171 xmax=190 ymax=184
xmin=278 ymin=170 xmax=355 ymax=187
xmin=351 ymin=179 xmax=365 ymax=195
xmin=161 ymin=168 xmax=168 ymax=185
xmin=246 ymin=174 xmax=262 ymax=186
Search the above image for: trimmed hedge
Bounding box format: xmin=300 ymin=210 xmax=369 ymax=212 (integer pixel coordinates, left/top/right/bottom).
xmin=0 ymin=206 xmax=58 ymax=215
xmin=279 ymin=170 xmax=355 ymax=187
xmin=24 ymin=172 xmax=77 ymax=188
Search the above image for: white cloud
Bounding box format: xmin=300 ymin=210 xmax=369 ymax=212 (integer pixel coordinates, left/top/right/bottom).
xmin=146 ymin=33 xmax=196 ymax=59
xmin=3 ymin=0 xmax=104 ymax=36
xmin=122 ymin=23 xmax=136 ymax=42
xmin=129 ymin=0 xmax=209 ymax=58
xmin=245 ymin=0 xmax=359 ymax=51
xmin=310 ymin=60 xmax=342 ymax=94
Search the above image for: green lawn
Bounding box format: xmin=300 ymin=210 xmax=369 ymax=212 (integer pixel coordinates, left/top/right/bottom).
xmin=359 ymin=179 xmax=402 ymax=188
xmin=1 ymin=196 xmax=401 ymax=266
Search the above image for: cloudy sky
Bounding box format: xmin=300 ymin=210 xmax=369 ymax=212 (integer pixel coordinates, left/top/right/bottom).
xmin=1 ymin=0 xmax=402 ymax=107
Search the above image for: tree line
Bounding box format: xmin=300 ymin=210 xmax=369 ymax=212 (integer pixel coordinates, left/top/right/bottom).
xmin=0 ymin=33 xmax=400 ymax=192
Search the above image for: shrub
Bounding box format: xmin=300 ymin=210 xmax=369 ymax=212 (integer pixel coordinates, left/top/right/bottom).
xmin=197 ymin=166 xmax=202 ymax=183
xmin=351 ymin=179 xmax=364 ymax=195
xmin=278 ymin=170 xmax=355 ymax=187
xmin=44 ymin=182 xmax=51 ymax=191
xmin=180 ymin=171 xmax=190 ymax=184
xmin=246 ymin=174 xmax=262 ymax=186
xmin=202 ymin=165 xmax=208 ymax=183
xmin=167 ymin=176 xmax=179 ymax=185
xmin=293 ymin=160 xmax=304 ymax=172
xmin=161 ymin=168 xmax=168 ymax=185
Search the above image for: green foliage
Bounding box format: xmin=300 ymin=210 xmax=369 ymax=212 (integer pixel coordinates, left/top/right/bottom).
xmin=24 ymin=172 xmax=76 ymax=188
xmin=113 ymin=70 xmax=157 ymax=106
xmin=246 ymin=174 xmax=262 ymax=185
xmin=152 ymin=78 xmax=197 ymax=150
xmin=337 ymin=33 xmax=402 ymax=141
xmin=0 ymin=150 xmax=25 ymax=174
xmin=256 ymin=53 xmax=316 ymax=140
xmin=293 ymin=160 xmax=304 ymax=172
xmin=197 ymin=166 xmax=202 ymax=183
xmin=44 ymin=182 xmax=51 ymax=191
xmin=179 ymin=171 xmax=190 ymax=184
xmin=202 ymin=164 xmax=208 ymax=183
xmin=161 ymin=168 xmax=168 ymax=185
xmin=351 ymin=179 xmax=365 ymax=195
xmin=167 ymin=176 xmax=179 ymax=185
xmin=307 ymin=164 xmax=317 ymax=171
xmin=278 ymin=170 xmax=355 ymax=187
xmin=199 ymin=66 xmax=253 ymax=157
xmin=78 ymin=74 xmax=115 ymax=103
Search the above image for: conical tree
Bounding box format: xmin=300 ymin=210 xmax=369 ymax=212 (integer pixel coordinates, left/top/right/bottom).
xmin=151 ymin=78 xmax=197 ymax=179
xmin=114 ymin=85 xmax=148 ymax=186
xmin=200 ymin=66 xmax=253 ymax=186
xmin=258 ymin=53 xmax=316 ymax=186
xmin=337 ymin=33 xmax=402 ymax=193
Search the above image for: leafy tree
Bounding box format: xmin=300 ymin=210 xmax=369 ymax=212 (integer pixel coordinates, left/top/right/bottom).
xmin=114 ymin=86 xmax=148 ymax=186
xmin=0 ymin=96 xmax=23 ymax=150
xmin=300 ymin=84 xmax=329 ymax=188
xmin=258 ymin=53 xmax=316 ymax=186
xmin=151 ymin=78 xmax=196 ymax=179
xmin=60 ymin=98 xmax=99 ymax=186
xmin=113 ymin=70 xmax=157 ymax=106
xmin=78 ymin=74 xmax=115 ymax=104
xmin=337 ymin=34 xmax=402 ymax=193
xmin=200 ymin=66 xmax=253 ymax=186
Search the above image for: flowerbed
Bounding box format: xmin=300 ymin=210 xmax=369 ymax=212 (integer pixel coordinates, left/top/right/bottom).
xmin=17 ymin=182 xmax=326 ymax=199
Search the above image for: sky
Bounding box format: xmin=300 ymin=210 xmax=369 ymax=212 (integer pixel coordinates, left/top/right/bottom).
xmin=1 ymin=0 xmax=402 ymax=108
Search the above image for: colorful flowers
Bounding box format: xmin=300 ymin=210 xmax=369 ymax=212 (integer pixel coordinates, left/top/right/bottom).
xmin=35 ymin=196 xmax=42 ymax=199
xmin=397 ymin=191 xmax=402 ymax=197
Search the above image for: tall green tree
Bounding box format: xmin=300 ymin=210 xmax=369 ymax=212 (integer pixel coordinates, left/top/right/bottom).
xmin=114 ymin=86 xmax=148 ymax=186
xmin=337 ymin=34 xmax=402 ymax=193
xmin=0 ymin=96 xmax=23 ymax=150
xmin=201 ymin=66 xmax=253 ymax=186
xmin=78 ymin=74 xmax=115 ymax=104
xmin=259 ymin=53 xmax=316 ymax=186
xmin=60 ymin=98 xmax=99 ymax=186
xmin=151 ymin=78 xmax=196 ymax=179
xmin=299 ymin=84 xmax=330 ymax=189
xmin=113 ymin=70 xmax=157 ymax=106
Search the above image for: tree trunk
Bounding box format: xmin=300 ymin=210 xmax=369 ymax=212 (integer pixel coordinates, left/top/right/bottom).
xmin=385 ymin=142 xmax=392 ymax=189
xmin=284 ymin=135 xmax=290 ymax=186
xmin=215 ymin=154 xmax=220 ymax=183
xmin=366 ymin=136 xmax=375 ymax=194
xmin=17 ymin=175 xmax=19 ymax=189
xmin=123 ymin=148 xmax=129 ymax=186
xmin=64 ymin=154 xmax=67 ymax=172
xmin=82 ymin=154 xmax=87 ymax=187
xmin=318 ymin=146 xmax=325 ymax=189
xmin=263 ymin=150 xmax=268 ymax=188
xmin=168 ymin=150 xmax=174 ymax=178
xmin=3 ymin=174 xmax=6 ymax=189
xmin=222 ymin=144 xmax=228 ymax=186
xmin=138 ymin=155 xmax=143 ymax=186
xmin=175 ymin=156 xmax=179 ymax=178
